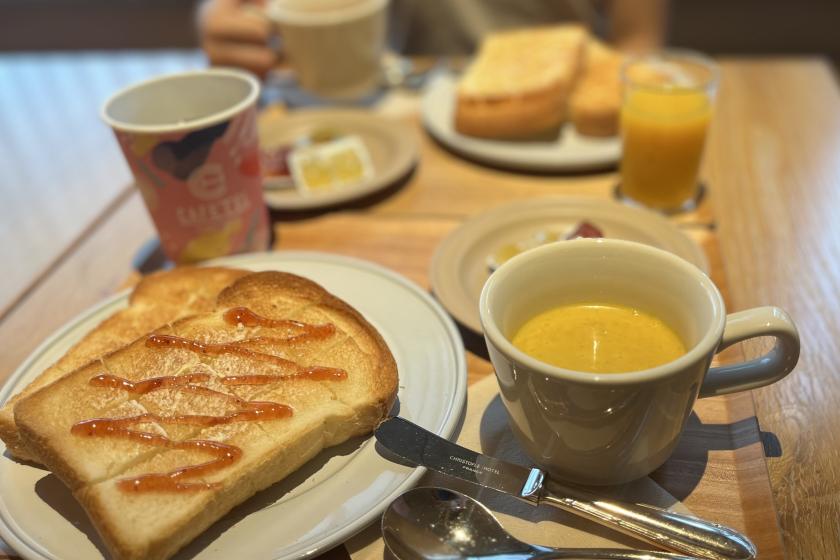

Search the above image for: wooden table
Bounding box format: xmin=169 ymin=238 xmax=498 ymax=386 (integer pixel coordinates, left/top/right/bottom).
xmin=1 ymin=52 xmax=838 ymax=559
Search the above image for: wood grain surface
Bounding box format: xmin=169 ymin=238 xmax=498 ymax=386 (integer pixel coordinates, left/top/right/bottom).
xmin=1 ymin=53 xmax=838 ymax=559
xmin=706 ymin=59 xmax=840 ymax=558
xmin=0 ymin=51 xmax=203 ymax=319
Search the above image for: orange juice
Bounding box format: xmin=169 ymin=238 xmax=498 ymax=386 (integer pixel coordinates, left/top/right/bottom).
xmin=619 ymin=53 xmax=718 ymax=211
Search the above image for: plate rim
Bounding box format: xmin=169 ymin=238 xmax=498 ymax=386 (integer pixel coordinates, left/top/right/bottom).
xmin=0 ymin=251 xmax=467 ymax=560
xmin=421 ymin=72 xmax=622 ymax=173
xmin=429 ymin=196 xmax=709 ymax=333
xmin=260 ymin=110 xmax=419 ymax=210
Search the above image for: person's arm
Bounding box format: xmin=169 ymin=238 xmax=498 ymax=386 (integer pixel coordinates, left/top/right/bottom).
xmin=198 ymin=0 xmax=276 ymax=77
xmin=608 ymin=0 xmax=668 ymax=52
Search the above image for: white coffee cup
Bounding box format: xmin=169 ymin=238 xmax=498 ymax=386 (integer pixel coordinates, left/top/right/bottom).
xmin=266 ymin=0 xmax=388 ymax=99
xmin=479 ymin=238 xmax=799 ymax=485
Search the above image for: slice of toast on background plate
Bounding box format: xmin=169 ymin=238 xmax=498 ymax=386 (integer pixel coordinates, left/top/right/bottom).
xmin=454 ymin=25 xmax=588 ymax=139
xmin=570 ymin=39 xmax=625 ymax=137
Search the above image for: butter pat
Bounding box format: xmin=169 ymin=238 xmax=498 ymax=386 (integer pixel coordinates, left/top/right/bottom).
xmin=288 ymin=135 xmax=374 ymax=195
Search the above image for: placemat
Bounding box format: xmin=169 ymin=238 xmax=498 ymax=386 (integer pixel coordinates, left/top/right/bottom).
xmin=347 ymin=374 xmax=692 ymax=559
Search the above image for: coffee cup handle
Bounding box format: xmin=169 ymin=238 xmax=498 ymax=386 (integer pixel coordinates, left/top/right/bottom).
xmin=699 ymin=306 xmax=799 ymax=398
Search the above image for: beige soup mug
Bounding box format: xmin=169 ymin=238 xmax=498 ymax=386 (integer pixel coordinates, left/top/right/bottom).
xmin=479 ymin=238 xmax=799 ymax=485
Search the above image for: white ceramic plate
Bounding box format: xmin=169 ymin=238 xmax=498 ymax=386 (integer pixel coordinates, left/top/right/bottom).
xmin=421 ymin=73 xmax=622 ymax=172
xmin=259 ymin=110 xmax=418 ymax=210
xmin=0 ymin=252 xmax=467 ymax=560
xmin=430 ymin=197 xmax=709 ymax=333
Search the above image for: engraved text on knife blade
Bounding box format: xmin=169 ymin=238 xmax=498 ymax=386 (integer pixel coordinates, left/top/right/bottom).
xmin=375 ymin=417 xmax=539 ymax=498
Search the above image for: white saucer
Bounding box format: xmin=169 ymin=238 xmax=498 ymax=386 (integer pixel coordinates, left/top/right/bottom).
xmin=430 ymin=198 xmax=709 ymax=333
xmin=259 ymin=110 xmax=418 ymax=210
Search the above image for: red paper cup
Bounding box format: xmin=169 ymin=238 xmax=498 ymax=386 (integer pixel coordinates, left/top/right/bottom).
xmin=102 ymin=69 xmax=269 ymax=264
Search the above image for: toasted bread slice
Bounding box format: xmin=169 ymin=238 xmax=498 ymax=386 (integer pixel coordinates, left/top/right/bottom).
xmin=0 ymin=267 xmax=249 ymax=462
xmin=15 ymin=271 xmax=398 ymax=560
xmin=569 ymin=39 xmax=624 ymax=137
xmin=454 ymin=25 xmax=587 ymax=139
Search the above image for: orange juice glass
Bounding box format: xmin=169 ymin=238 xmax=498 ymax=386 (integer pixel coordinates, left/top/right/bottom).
xmin=619 ymin=51 xmax=719 ymax=212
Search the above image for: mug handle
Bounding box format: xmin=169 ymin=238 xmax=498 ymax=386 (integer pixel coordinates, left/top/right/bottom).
xmin=699 ymin=306 xmax=800 ymax=398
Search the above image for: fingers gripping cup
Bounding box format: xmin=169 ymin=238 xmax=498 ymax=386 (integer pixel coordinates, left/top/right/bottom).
xmin=479 ymin=239 xmax=799 ymax=485
xmin=102 ymin=69 xmax=270 ymax=264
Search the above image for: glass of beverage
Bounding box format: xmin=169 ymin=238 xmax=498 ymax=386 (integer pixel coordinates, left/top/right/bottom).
xmin=617 ymin=50 xmax=719 ymax=212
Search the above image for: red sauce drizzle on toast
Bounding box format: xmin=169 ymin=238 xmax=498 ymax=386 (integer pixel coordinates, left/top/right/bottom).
xmin=89 ymin=373 xmax=211 ymax=394
xmin=222 ymin=367 xmax=348 ymax=385
xmin=71 ymin=387 xmax=292 ymax=493
xmin=145 ymin=334 xmax=347 ymax=379
xmin=71 ymin=307 xmax=347 ymax=494
xmin=146 ymin=334 xmax=295 ymax=366
xmin=119 ymin=441 xmax=240 ymax=493
xmin=223 ymin=307 xmax=335 ymax=341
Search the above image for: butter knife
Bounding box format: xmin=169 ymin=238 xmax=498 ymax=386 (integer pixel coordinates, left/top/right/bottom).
xmin=375 ymin=417 xmax=756 ymax=560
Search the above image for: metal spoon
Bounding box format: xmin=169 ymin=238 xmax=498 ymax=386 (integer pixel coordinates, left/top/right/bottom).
xmin=382 ymin=487 xmax=703 ymax=560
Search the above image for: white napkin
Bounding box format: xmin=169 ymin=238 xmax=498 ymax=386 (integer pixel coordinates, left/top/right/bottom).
xmin=347 ymin=374 xmax=693 ymax=559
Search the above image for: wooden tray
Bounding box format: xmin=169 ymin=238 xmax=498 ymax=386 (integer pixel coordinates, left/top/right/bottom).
xmin=273 ymin=213 xmax=785 ymax=560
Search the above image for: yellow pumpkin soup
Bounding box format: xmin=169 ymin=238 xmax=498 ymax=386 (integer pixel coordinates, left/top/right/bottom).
xmin=511 ymin=303 xmax=685 ymax=373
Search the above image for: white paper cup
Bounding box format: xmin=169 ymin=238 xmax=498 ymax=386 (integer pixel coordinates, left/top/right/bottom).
xmin=102 ymin=69 xmax=269 ymax=263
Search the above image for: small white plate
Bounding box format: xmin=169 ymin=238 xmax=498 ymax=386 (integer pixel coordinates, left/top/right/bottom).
xmin=430 ymin=197 xmax=709 ymax=333
xmin=421 ymin=72 xmax=622 ymax=172
xmin=259 ymin=110 xmax=418 ymax=210
xmin=0 ymin=252 xmax=467 ymax=560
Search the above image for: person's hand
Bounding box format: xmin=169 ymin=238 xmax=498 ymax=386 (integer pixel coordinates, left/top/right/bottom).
xmin=198 ymin=0 xmax=277 ymax=78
